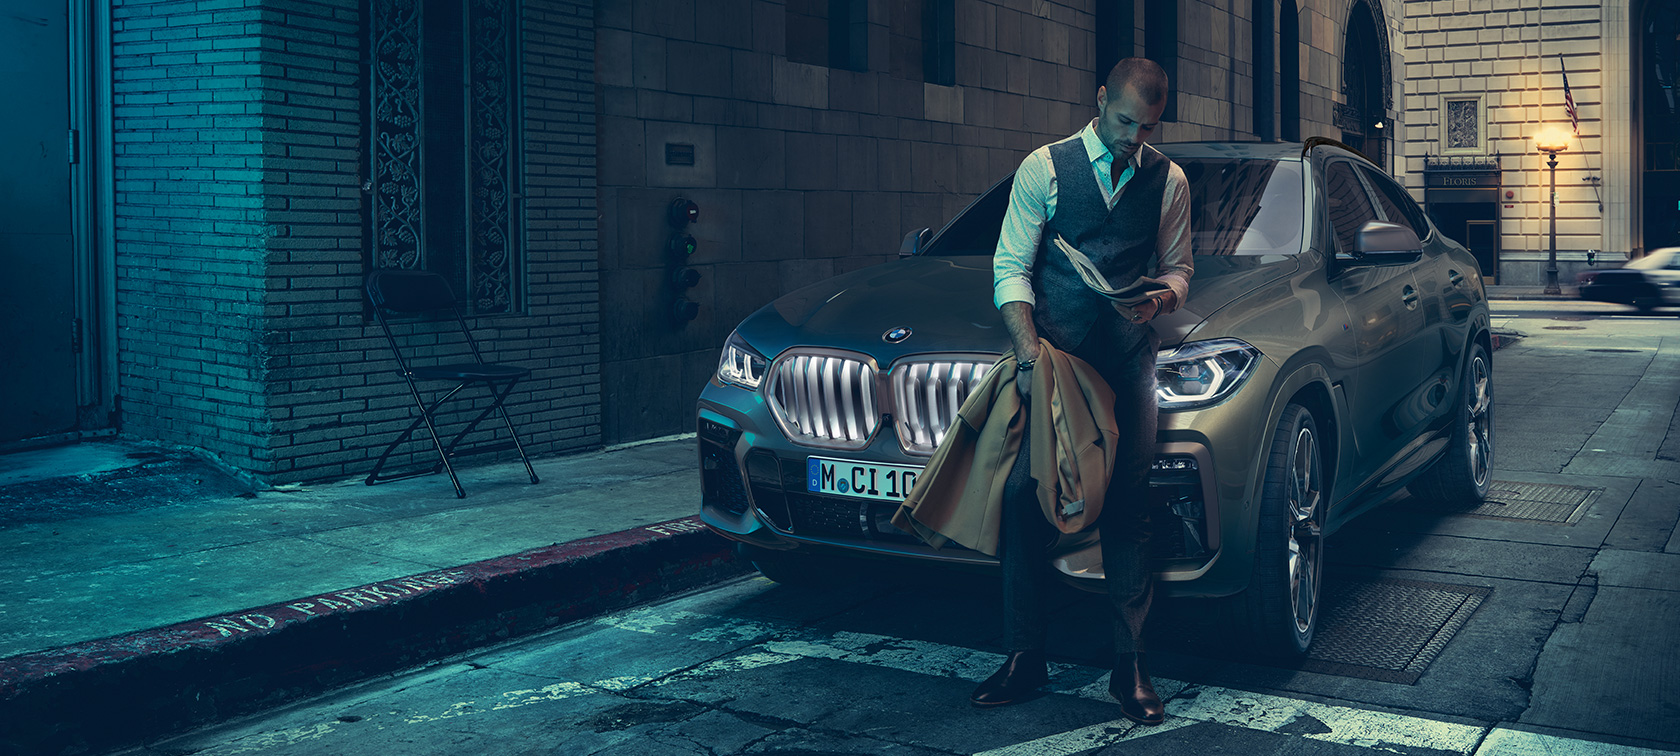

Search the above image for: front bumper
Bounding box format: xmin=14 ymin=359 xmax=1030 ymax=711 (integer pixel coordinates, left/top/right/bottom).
xmin=696 ymin=362 xmax=1275 ymax=597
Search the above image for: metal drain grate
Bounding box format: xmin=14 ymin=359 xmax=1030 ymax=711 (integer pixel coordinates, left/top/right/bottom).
xmin=1298 ymin=577 xmax=1490 ymax=684
xmin=1433 ymin=480 xmax=1602 ymax=523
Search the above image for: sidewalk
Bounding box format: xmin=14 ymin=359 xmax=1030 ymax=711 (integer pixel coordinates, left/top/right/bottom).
xmin=0 ymin=436 xmax=740 ymax=755
xmin=1484 ymin=283 xmax=1579 ymax=300
xmin=1 ymin=292 xmax=1671 ymax=755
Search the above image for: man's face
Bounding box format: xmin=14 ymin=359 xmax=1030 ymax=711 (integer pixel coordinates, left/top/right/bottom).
xmin=1094 ymin=82 xmax=1166 ymax=163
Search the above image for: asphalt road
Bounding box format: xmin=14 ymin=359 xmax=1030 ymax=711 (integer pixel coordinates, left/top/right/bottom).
xmin=116 ymin=304 xmax=1680 ymax=756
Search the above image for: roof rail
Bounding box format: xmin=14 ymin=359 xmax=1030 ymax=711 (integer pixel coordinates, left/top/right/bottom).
xmin=1302 ymin=136 xmax=1375 ymax=166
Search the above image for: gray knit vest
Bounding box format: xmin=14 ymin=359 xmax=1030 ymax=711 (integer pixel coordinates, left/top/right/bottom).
xmin=1031 ymin=140 xmax=1171 ymax=353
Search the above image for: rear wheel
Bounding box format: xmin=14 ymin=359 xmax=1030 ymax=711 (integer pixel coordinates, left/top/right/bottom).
xmin=1408 ymin=343 xmax=1494 ymax=506
xmin=1228 ymin=403 xmax=1326 ymax=658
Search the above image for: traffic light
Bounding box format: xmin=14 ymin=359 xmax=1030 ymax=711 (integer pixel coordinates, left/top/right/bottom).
xmin=666 ymin=197 xmax=701 ymax=327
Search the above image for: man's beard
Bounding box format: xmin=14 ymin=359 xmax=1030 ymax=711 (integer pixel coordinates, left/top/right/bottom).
xmin=1097 ymin=123 xmax=1138 ymax=160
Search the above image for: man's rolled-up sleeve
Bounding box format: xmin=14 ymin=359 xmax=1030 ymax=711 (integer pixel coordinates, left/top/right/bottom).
xmin=993 ymin=150 xmax=1053 ymax=309
xmin=1153 ymin=163 xmax=1194 ymax=313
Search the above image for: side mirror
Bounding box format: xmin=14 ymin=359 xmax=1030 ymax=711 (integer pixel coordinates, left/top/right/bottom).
xmin=899 ymin=227 xmax=932 ymax=258
xmin=1343 ymin=221 xmax=1422 ymax=265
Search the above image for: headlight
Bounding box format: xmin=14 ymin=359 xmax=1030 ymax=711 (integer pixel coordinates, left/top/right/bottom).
xmin=1155 ymin=339 xmax=1262 ymax=410
xmin=717 ymin=331 xmax=768 ymax=389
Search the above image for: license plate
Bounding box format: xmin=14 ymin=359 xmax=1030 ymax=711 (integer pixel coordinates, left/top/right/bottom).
xmin=807 ymin=456 xmax=925 ymax=502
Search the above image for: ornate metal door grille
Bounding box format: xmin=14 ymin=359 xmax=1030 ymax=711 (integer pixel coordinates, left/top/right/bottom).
xmin=368 ymin=0 xmax=521 ymax=314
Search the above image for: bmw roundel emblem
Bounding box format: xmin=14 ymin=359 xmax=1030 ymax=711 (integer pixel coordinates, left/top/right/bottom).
xmin=883 ymin=326 xmax=913 ymax=343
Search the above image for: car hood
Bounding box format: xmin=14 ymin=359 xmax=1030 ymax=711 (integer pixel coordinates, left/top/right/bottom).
xmin=735 ymin=254 xmax=1300 ymax=364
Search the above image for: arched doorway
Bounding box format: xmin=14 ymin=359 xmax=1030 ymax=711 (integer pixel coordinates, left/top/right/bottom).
xmin=1338 ymin=1 xmax=1390 ymax=169
xmin=1643 ymin=1 xmax=1680 ymax=250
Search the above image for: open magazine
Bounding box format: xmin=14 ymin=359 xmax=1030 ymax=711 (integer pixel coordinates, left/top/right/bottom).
xmin=1050 ymin=234 xmax=1172 ymax=320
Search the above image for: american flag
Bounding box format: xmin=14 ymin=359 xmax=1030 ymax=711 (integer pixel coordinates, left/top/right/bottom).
xmin=1560 ymin=55 xmax=1579 ymax=134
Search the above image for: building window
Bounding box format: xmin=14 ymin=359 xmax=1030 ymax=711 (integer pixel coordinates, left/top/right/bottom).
xmin=1144 ymin=0 xmax=1177 ymax=121
xmin=830 ymin=0 xmax=868 ymax=71
xmin=367 ymin=0 xmax=522 ymax=314
xmin=1095 ymin=0 xmax=1136 ymax=87
xmin=786 ymin=0 xmax=867 ymax=71
xmin=1252 ymin=0 xmax=1274 ymax=140
xmin=923 ymin=0 xmax=954 ymax=85
xmin=786 ymin=0 xmax=829 ymax=66
xmin=1442 ymin=96 xmax=1485 ymax=154
xmin=1280 ymin=0 xmax=1299 ymax=141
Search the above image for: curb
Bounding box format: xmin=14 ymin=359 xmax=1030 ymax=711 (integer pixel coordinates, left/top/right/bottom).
xmin=0 ymin=517 xmax=746 ymax=756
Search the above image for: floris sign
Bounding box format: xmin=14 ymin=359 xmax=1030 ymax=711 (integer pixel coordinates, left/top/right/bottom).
xmin=1424 ymin=171 xmax=1500 ymax=188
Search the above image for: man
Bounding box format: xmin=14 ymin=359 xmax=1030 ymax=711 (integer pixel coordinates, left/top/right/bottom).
xmin=971 ymin=58 xmax=1192 ymax=726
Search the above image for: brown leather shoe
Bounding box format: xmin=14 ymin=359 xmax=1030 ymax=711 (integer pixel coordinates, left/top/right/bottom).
xmin=1110 ymin=652 xmax=1165 ymax=725
xmin=970 ymin=650 xmax=1049 ymax=708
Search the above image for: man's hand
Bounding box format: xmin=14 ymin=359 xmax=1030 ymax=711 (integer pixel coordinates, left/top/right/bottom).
xmin=1129 ymin=291 xmax=1174 ymax=324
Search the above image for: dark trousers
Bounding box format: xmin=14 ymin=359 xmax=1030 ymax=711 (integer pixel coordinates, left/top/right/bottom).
xmin=1000 ymin=321 xmax=1160 ymax=655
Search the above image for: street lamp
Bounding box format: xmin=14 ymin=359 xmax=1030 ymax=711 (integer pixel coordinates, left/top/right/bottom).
xmin=1534 ymin=128 xmax=1570 ymax=295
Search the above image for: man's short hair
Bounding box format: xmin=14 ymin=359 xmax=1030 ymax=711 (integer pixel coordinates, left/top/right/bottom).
xmin=1105 ymin=58 xmax=1168 ymax=104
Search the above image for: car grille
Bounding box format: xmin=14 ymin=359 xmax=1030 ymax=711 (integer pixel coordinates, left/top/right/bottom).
xmin=766 ymin=352 xmax=880 ymax=450
xmin=765 ymin=350 xmax=1001 ymax=455
xmin=893 ymin=358 xmax=998 ymax=454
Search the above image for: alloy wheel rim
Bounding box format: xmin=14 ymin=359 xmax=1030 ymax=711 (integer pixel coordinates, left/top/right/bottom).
xmin=1287 ymin=425 xmax=1323 ymax=636
xmin=1465 ymin=355 xmax=1493 ymax=488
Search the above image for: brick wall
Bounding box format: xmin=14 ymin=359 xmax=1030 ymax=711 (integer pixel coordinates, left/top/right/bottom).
xmin=595 ymin=0 xmax=1353 ymax=444
xmin=111 ymin=0 xmax=280 ymax=473
xmin=112 ymin=0 xmax=601 ymax=483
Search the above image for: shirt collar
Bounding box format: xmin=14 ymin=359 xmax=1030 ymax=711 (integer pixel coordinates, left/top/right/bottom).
xmin=1079 ymin=119 xmax=1141 ymax=170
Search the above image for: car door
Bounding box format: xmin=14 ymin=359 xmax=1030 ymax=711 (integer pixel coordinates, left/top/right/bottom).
xmin=1359 ymin=164 xmax=1471 ymax=329
xmin=1655 ymin=251 xmax=1680 ymax=304
xmin=1358 ymin=164 xmax=1463 ymax=474
xmin=1321 ymin=158 xmax=1433 ymax=489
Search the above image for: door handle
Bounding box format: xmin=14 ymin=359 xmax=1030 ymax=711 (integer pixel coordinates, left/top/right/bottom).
xmin=1402 ymin=285 xmax=1419 ymax=310
xmin=1448 ymin=270 xmax=1464 ymax=288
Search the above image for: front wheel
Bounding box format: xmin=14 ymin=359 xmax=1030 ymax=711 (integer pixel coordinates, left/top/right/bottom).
xmin=1227 ymin=403 xmax=1326 ymax=658
xmin=1408 ymin=343 xmax=1494 ymax=506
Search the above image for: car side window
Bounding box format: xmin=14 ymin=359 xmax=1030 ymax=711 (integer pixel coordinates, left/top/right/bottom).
xmin=1323 ymin=161 xmax=1380 ymax=255
xmin=1359 ymin=166 xmax=1430 ymax=240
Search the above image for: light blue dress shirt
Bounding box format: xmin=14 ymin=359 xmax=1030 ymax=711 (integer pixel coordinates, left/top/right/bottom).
xmin=993 ymin=120 xmax=1193 ymax=312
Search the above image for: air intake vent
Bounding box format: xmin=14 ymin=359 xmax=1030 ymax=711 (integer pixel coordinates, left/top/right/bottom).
xmin=892 ymin=357 xmax=998 ymax=454
xmin=766 ymin=351 xmax=880 ymax=450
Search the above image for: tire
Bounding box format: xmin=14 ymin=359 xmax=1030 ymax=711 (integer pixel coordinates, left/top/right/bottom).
xmin=1633 ymin=296 xmax=1660 ymax=314
xmin=1408 ymin=343 xmax=1494 ymax=506
xmin=1228 ymin=403 xmax=1327 ymax=658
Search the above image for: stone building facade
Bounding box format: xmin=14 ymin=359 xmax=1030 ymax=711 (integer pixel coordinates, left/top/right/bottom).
xmin=594 ymin=0 xmax=1391 ymax=444
xmin=1396 ymin=1 xmax=1667 ymax=285
xmin=32 ymin=0 xmax=1648 ymax=481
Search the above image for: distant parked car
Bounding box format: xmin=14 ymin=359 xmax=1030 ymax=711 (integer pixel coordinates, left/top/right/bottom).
xmin=1579 ymin=247 xmax=1680 ymax=313
xmin=696 ymin=138 xmax=1495 ymax=657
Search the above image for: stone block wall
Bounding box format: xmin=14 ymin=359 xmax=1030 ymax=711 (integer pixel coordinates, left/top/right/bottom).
xmin=595 ymin=0 xmax=1355 ymax=444
xmin=1399 ymin=2 xmax=1622 ymax=274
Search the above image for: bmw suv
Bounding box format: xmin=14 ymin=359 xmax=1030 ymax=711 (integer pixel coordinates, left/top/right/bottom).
xmin=695 ymin=139 xmax=1495 ymax=656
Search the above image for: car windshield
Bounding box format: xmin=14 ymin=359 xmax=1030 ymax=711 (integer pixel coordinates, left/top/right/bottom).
xmin=926 ymin=158 xmax=1305 ymax=257
xmin=1624 ymin=248 xmax=1678 ymax=270
xmin=1180 ymin=159 xmax=1304 ymax=256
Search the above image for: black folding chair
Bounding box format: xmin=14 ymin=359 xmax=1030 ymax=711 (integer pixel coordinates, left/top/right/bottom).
xmin=364 ymin=269 xmax=540 ymax=497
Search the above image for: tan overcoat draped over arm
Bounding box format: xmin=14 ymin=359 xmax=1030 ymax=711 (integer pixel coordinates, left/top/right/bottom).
xmin=890 ymin=339 xmax=1121 ymax=556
